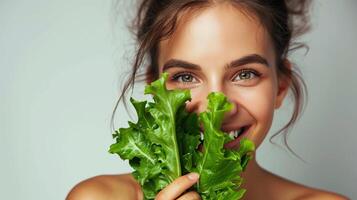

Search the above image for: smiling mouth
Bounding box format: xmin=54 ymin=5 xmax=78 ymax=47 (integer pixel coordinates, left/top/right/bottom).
xmin=224 ymin=125 xmax=251 ymax=149
xmin=198 ymin=125 xmax=251 ymax=150
xmin=227 ymin=127 xmax=246 ymax=139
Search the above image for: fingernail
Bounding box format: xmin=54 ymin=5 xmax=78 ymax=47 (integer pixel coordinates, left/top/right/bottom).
xmin=187 ymin=172 xmax=199 ymax=181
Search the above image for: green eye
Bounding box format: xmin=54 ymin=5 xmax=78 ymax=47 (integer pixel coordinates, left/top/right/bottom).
xmin=173 ymin=73 xmax=198 ymax=83
xmin=179 ymin=74 xmax=194 ymax=82
xmin=233 ymin=69 xmax=260 ymax=81
xmin=238 ymin=71 xmax=253 ymax=79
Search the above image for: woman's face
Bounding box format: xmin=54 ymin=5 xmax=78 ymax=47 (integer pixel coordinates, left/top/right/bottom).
xmin=157 ymin=4 xmax=289 ymax=149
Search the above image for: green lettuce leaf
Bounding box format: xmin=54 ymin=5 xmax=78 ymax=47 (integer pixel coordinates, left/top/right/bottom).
xmin=192 ymin=92 xmax=255 ymax=200
xmin=109 ymin=73 xmax=191 ymax=199
xmin=109 ymin=73 xmax=255 ymax=199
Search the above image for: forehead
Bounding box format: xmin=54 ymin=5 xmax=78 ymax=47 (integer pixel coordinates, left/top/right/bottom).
xmin=158 ymin=3 xmax=275 ymax=68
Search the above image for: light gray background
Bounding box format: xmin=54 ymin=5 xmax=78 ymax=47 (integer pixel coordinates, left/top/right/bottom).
xmin=1 ymin=0 xmax=356 ymax=199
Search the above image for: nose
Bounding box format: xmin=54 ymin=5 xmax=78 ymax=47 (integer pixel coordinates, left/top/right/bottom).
xmin=185 ymin=83 xmax=239 ymax=120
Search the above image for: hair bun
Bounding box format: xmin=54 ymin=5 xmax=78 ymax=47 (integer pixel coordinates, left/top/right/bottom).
xmin=286 ymin=0 xmax=312 ymax=38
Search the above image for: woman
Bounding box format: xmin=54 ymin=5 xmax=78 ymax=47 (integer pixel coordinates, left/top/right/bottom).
xmin=67 ymin=0 xmax=348 ymax=199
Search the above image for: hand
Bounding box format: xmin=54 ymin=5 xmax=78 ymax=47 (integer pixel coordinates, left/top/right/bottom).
xmin=155 ymin=173 xmax=201 ymax=200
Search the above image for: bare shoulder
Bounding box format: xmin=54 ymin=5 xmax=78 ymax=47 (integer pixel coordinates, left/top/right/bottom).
xmin=66 ymin=174 xmax=143 ymax=200
xmin=285 ymin=179 xmax=349 ymax=200
xmin=294 ymin=188 xmax=350 ymax=200
xmin=263 ymin=171 xmax=348 ymax=200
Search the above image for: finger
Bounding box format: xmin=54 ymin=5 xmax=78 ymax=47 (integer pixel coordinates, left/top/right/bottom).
xmin=155 ymin=172 xmax=199 ymax=200
xmin=177 ymin=191 xmax=201 ymax=200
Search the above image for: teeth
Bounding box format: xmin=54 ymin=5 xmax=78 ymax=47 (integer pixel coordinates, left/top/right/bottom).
xmin=228 ymin=131 xmax=235 ymax=139
xmin=234 ymin=130 xmax=239 ymax=138
xmin=203 ymin=127 xmax=247 ymax=140
xmin=229 ymin=128 xmax=244 ymax=139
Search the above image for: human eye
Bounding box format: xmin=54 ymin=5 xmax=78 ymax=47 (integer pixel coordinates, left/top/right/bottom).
xmin=171 ymin=72 xmax=199 ymax=84
xmin=231 ymin=68 xmax=262 ymax=85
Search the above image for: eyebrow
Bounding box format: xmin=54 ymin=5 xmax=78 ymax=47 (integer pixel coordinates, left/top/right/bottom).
xmin=162 ymin=54 xmax=270 ymax=71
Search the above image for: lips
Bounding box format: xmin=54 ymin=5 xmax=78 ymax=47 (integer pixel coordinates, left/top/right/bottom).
xmin=198 ymin=125 xmax=252 ymax=151
xmin=227 ymin=128 xmax=245 ymax=139
xmin=224 ymin=125 xmax=252 ymax=149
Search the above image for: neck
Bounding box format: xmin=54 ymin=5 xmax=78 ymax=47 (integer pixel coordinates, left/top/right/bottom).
xmin=240 ymin=153 xmax=272 ymax=200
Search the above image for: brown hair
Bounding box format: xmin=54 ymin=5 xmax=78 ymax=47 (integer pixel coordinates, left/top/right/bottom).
xmin=112 ymin=0 xmax=311 ymax=158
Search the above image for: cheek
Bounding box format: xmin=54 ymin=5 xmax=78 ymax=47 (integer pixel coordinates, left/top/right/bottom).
xmin=251 ymin=74 xmax=278 ymax=125
xmin=165 ymin=82 xmax=175 ymax=90
xmin=238 ymin=86 xmax=275 ymax=121
xmin=251 ymin=87 xmax=275 ymax=128
xmin=229 ymin=81 xmax=276 ymax=144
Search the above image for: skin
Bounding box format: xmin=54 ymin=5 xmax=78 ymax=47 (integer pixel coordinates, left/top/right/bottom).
xmin=66 ymin=3 xmax=349 ymax=200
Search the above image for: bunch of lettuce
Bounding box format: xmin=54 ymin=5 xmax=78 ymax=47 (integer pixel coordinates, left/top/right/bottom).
xmin=109 ymin=73 xmax=255 ymax=200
